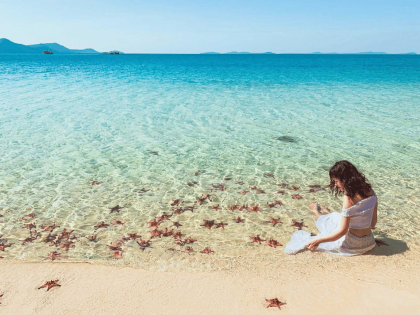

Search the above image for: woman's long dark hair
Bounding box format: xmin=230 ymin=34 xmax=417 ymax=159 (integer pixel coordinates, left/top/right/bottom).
xmin=328 ymin=160 xmax=372 ymax=199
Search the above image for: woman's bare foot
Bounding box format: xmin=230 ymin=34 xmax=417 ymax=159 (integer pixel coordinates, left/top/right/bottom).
xmin=309 ymin=201 xmax=322 ymax=220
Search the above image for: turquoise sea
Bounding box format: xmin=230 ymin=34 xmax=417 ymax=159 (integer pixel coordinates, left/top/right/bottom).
xmin=0 ymin=54 xmax=419 ymax=268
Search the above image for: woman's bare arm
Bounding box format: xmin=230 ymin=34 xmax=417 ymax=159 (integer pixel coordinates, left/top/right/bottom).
xmin=371 ymin=201 xmax=378 ymax=229
xmin=306 ymin=216 xmax=350 ymax=250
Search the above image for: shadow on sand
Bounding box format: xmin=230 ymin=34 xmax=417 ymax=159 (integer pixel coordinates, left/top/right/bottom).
xmin=368 ymin=232 xmax=409 ymax=256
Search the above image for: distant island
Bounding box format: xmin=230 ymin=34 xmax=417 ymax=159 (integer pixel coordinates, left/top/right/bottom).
xmin=202 ymin=51 xmax=417 ymax=55
xmin=200 ymin=51 xmax=275 ymax=54
xmin=0 ymin=38 xmax=123 ymax=54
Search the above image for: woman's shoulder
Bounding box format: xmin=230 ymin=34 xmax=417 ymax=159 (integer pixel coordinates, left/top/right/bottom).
xmin=343 ymin=189 xmax=375 ymax=208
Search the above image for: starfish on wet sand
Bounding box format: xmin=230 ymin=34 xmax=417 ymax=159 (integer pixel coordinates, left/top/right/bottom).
xmin=196 ymin=197 xmax=206 ymax=205
xmin=215 ymin=222 xmax=228 ymax=229
xmin=38 ymin=280 xmax=61 ymax=291
xmin=240 ymin=190 xmax=249 ymax=195
xmin=201 ymin=247 xmax=214 ymax=254
xmin=114 ymin=250 xmax=123 ymax=259
xmin=209 ymin=204 xmax=220 ymax=210
xmin=147 ymin=219 xmax=162 ymax=228
xmin=45 ymin=251 xmax=65 ymax=261
xmin=21 ymin=213 xmax=36 ymax=220
xmin=0 ymin=243 xmax=12 ymax=251
xmin=173 ymin=231 xmax=184 ymax=240
xmin=266 ymin=298 xmax=286 ymax=310
xmin=291 ymin=220 xmax=307 ymax=230
xmin=94 ymin=222 xmax=109 ymax=229
xmin=91 ymin=181 xmax=101 ymax=185
xmin=171 ymin=199 xmax=184 ymax=206
xmin=156 ymin=212 xmax=172 ymax=222
xmin=137 ymin=240 xmax=151 ymax=251
xmin=110 ymin=205 xmax=124 ymax=213
xmin=251 ymin=235 xmax=265 ymax=244
xmin=173 ymin=208 xmax=185 ymax=214
xmin=292 ymin=194 xmax=303 ymax=200
xmin=290 ymin=185 xmax=300 ymax=191
xmin=234 ymin=217 xmax=245 ymax=223
xmin=266 ymin=217 xmax=283 ymax=226
xmin=23 ymin=222 xmax=36 ymax=230
xmin=185 ymin=237 xmax=197 ymax=244
xmin=266 ymin=239 xmax=283 ymax=248
xmin=109 ymin=241 xmax=122 ymax=250
xmin=149 ymin=229 xmax=162 ymax=239
xmin=248 ymin=205 xmax=261 ymax=212
xmin=375 ymin=239 xmax=390 ymax=247
xmin=128 ymin=233 xmax=141 ymax=240
xmin=172 ymin=221 xmax=182 ymax=228
xmin=42 ymin=223 xmax=60 ymax=232
xmin=44 ymin=233 xmax=57 ymax=243
xmin=228 ymin=204 xmax=240 ymax=211
xmin=273 ymin=200 xmax=283 ymax=206
xmin=161 ymin=228 xmax=174 ymax=237
xmin=87 ymin=234 xmax=98 ymax=242
xmin=200 ymin=220 xmax=215 ymax=230
xmin=187 ymin=181 xmax=198 ymax=187
xmin=59 ymin=240 xmax=75 ymax=251
xmin=111 ymin=220 xmax=125 ymax=225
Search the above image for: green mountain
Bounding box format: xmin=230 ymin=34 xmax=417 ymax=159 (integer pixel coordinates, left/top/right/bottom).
xmin=0 ymin=38 xmax=100 ymax=54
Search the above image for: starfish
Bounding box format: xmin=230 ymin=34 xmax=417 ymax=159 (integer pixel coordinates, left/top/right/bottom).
xmin=212 ymin=184 xmax=226 ymax=191
xmin=251 ymin=235 xmax=265 ymax=244
xmin=274 ymin=190 xmax=285 ymax=195
xmin=87 ymin=234 xmax=98 ymax=242
xmin=38 ymin=280 xmax=61 ymax=291
xmin=171 ymin=199 xmax=184 ymax=206
xmin=109 ymin=241 xmax=122 ymax=251
xmin=182 ymin=246 xmax=194 ymax=254
xmin=147 ymin=219 xmax=162 ymax=228
xmin=201 ymin=247 xmax=214 ymax=254
xmin=111 ymin=220 xmax=125 ymax=225
xmin=185 ymin=237 xmax=197 ymax=244
xmin=256 ymin=189 xmax=266 ymax=194
xmin=45 ymin=251 xmax=65 ymax=261
xmin=194 ymin=170 xmax=205 ymax=176
xmin=44 ymin=233 xmax=57 ymax=243
xmin=249 ymin=186 xmax=259 ymax=190
xmin=175 ymin=239 xmax=187 ymax=246
xmin=42 ymin=223 xmax=60 ymax=232
xmin=266 ymin=239 xmax=283 ymax=248
xmin=215 ymin=222 xmax=228 ymax=229
xmin=173 ymin=231 xmax=184 ymax=240
xmin=234 ymin=217 xmax=245 ymax=223
xmin=308 ymin=188 xmax=318 ymax=193
xmin=114 ymin=250 xmax=123 ymax=259
xmin=375 ymin=239 xmax=389 ymax=247
xmin=150 ymin=151 xmax=159 ymax=155
xmin=149 ymin=229 xmax=162 ymax=239
xmin=292 ymin=194 xmax=302 ymax=199
xmin=59 ymin=241 xmax=75 ymax=251
xmin=240 ymin=190 xmax=249 ymax=195
xmin=161 ymin=228 xmax=174 ymax=237
xmin=110 ymin=205 xmax=124 ymax=213
xmin=264 ymin=173 xmax=275 ymax=178
xmin=228 ymin=204 xmax=240 ymax=211
xmin=23 ymin=222 xmax=36 ymax=230
xmin=118 ymin=236 xmax=131 ymax=243
xmin=200 ymin=220 xmax=215 ymax=229
xmin=137 ymin=240 xmax=151 ymax=250
xmin=209 ymin=204 xmax=220 ymax=210
xmin=266 ymin=217 xmax=283 ymax=226
xmin=290 ymin=185 xmax=300 ymax=191
xmin=236 ymin=181 xmax=244 ymax=185
xmin=172 ymin=221 xmax=182 ymax=228
xmin=30 ymin=229 xmax=41 ymax=239
xmin=91 ymin=181 xmax=101 ymax=185
xmin=248 ymin=205 xmax=260 ymax=212
xmin=94 ymin=222 xmax=109 ymax=229
xmin=0 ymin=243 xmax=12 ymax=251
xmin=187 ymin=181 xmax=198 ymax=187
xmin=196 ymin=197 xmax=206 ymax=205
xmin=137 ymin=188 xmax=149 ymax=193
xmin=156 ymin=212 xmax=172 ymax=222
xmin=266 ymin=298 xmax=286 ymax=310
xmin=21 ymin=213 xmax=36 ymax=220
xmin=277 ymin=183 xmax=289 ymax=188
xmin=291 ymin=219 xmax=307 ymax=230
xmin=266 ymin=202 xmax=276 ymax=208
xmin=273 ymin=200 xmax=283 ymax=206
xmin=224 ymin=177 xmax=232 ymax=181
xmin=128 ymin=233 xmax=141 ymax=240
xmin=22 ymin=237 xmax=35 ymax=245
xmin=173 ymin=208 xmax=185 ymax=214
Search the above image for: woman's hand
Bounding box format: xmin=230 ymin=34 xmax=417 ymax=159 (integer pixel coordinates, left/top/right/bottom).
xmin=306 ymin=239 xmax=321 ymax=251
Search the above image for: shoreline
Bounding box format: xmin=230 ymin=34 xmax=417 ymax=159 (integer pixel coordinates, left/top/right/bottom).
xmin=1 ymin=247 xmax=419 ymax=314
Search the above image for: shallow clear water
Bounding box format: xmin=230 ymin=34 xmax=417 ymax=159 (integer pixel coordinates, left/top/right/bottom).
xmin=0 ymin=54 xmax=419 ymax=267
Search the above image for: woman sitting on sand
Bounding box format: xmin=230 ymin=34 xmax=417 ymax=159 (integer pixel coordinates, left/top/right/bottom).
xmin=285 ymin=160 xmax=378 ymax=255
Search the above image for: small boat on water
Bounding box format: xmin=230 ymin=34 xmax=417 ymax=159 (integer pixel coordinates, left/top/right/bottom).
xmin=103 ymin=51 xmax=120 ymax=55
xmin=42 ymin=49 xmax=53 ymax=54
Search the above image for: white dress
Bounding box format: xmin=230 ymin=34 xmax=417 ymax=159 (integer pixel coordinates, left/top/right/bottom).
xmin=285 ymin=194 xmax=378 ymax=256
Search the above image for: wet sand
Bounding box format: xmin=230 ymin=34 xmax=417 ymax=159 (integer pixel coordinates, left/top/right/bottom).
xmin=1 ymin=243 xmax=419 ymax=315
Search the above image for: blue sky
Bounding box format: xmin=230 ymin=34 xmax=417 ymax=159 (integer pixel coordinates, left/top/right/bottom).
xmin=1 ymin=0 xmax=419 ymax=53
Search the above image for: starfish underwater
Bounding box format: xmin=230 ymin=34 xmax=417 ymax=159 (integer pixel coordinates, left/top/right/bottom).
xmin=209 ymin=204 xmax=220 ymax=210
xmin=240 ymin=190 xmax=249 ymax=195
xmin=149 ymin=229 xmax=162 ymax=239
xmin=45 ymin=251 xmax=65 ymax=261
xmin=200 ymin=247 xmax=214 ymax=254
xmin=266 ymin=217 xmax=283 ymax=226
xmin=147 ymin=219 xmax=162 ymax=228
xmin=248 ymin=205 xmax=261 ymax=212
xmin=156 ymin=212 xmax=172 ymax=222
xmin=274 ymin=190 xmax=285 ymax=195
xmin=234 ymin=217 xmax=245 ymax=223
xmin=110 ymin=205 xmax=124 ymax=213
xmin=127 ymin=233 xmax=141 ymax=240
xmin=251 ymin=235 xmax=265 ymax=244
xmin=21 ymin=213 xmax=36 ymax=220
xmin=137 ymin=240 xmax=151 ymax=250
xmin=172 ymin=221 xmax=182 ymax=228
xmin=290 ymin=185 xmax=300 ymax=191
xmin=187 ymin=181 xmax=198 ymax=187
xmin=266 ymin=239 xmax=283 ymax=248
xmin=38 ymin=280 xmax=61 ymax=291
xmin=111 ymin=220 xmax=125 ymax=226
xmin=114 ymin=250 xmax=123 ymax=259
xmin=0 ymin=243 xmax=12 ymax=251
xmin=266 ymin=298 xmax=286 ymax=310
xmin=215 ymin=222 xmax=228 ymax=229
xmin=171 ymin=199 xmax=184 ymax=206
xmin=87 ymin=234 xmax=98 ymax=242
xmin=291 ymin=219 xmax=307 ymax=230
xmin=42 ymin=223 xmax=60 ymax=232
xmin=291 ymin=194 xmax=303 ymax=200
xmin=161 ymin=228 xmax=174 ymax=237
xmin=137 ymin=188 xmax=149 ymax=193
xmin=94 ymin=222 xmax=109 ymax=229
xmin=91 ymin=181 xmax=101 ymax=185
xmin=200 ymin=220 xmax=215 ymax=230
xmin=264 ymin=173 xmax=275 ymax=178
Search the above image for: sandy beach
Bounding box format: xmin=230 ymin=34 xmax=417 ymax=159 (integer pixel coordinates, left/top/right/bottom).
xmin=1 ymin=241 xmax=419 ymax=315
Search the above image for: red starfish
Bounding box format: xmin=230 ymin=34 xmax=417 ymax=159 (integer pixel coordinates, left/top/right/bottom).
xmin=172 ymin=221 xmax=182 ymax=228
xmin=149 ymin=229 xmax=162 ymax=239
xmin=266 ymin=202 xmax=276 ymax=208
xmin=251 ymin=235 xmax=265 ymax=244
xmin=256 ymin=189 xmax=266 ymax=194
xmin=21 ymin=213 xmax=36 ymax=220
xmin=173 ymin=231 xmax=184 ymax=240
xmin=109 ymin=205 xmax=124 ymax=213
xmin=292 ymin=194 xmax=302 ymax=199
xmin=118 ymin=236 xmax=131 ymax=243
xmin=248 ymin=205 xmax=260 ymax=212
xmin=161 ymin=228 xmax=174 ymax=237
xmin=212 ymin=184 xmax=226 ymax=191
xmin=109 ymin=241 xmax=122 ymax=250
xmin=274 ymin=190 xmax=285 ymax=195
xmin=187 ymin=181 xmax=198 ymax=187
xmin=0 ymin=243 xmax=12 ymax=251
xmin=200 ymin=220 xmax=215 ymax=229
xmin=23 ymin=222 xmax=36 ymax=230
xmin=227 ymin=204 xmax=239 ymax=211
xmin=59 ymin=241 xmax=75 ymax=251
xmin=94 ymin=222 xmax=109 ymax=229
xmin=375 ymin=239 xmax=389 ymax=247
xmin=147 ymin=219 xmax=162 ymax=228
xmin=127 ymin=233 xmax=141 ymax=240
xmin=137 ymin=240 xmax=151 ymax=250
xmin=111 ymin=220 xmax=125 ymax=225
xmin=137 ymin=188 xmax=149 ymax=193
xmin=290 ymin=185 xmax=300 ymax=191
xmin=195 ymin=197 xmax=205 ymax=205
xmin=38 ymin=280 xmax=61 ymax=291
xmin=173 ymin=208 xmax=185 ymax=214
xmin=249 ymin=186 xmax=259 ymax=190
xmin=267 ymin=217 xmax=283 ymax=226
xmin=22 ymin=237 xmax=35 ymax=245
xmin=209 ymin=204 xmax=220 ymax=210
xmin=156 ymin=212 xmax=172 ymax=222
xmin=291 ymin=220 xmax=307 ymax=230
xmin=273 ymin=200 xmax=283 ymax=206
xmin=234 ymin=217 xmax=245 ymax=223
xmin=87 ymin=234 xmax=98 ymax=242
xmin=171 ymin=199 xmax=184 ymax=206
xmin=185 ymin=237 xmax=197 ymax=244
xmin=266 ymin=239 xmax=282 ymax=248
xmin=91 ymin=181 xmax=101 ymax=185
xmin=45 ymin=251 xmax=65 ymax=261
xmin=42 ymin=223 xmax=60 ymax=232
xmin=224 ymin=177 xmax=232 ymax=181
xmin=201 ymin=247 xmax=214 ymax=254
xmin=265 ymin=298 xmax=286 ymax=310
xmin=215 ymin=222 xmax=228 ymax=229
xmin=114 ymin=250 xmax=123 ymax=259
xmin=240 ymin=190 xmax=249 ymax=195
xmin=194 ymin=170 xmax=205 ymax=176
